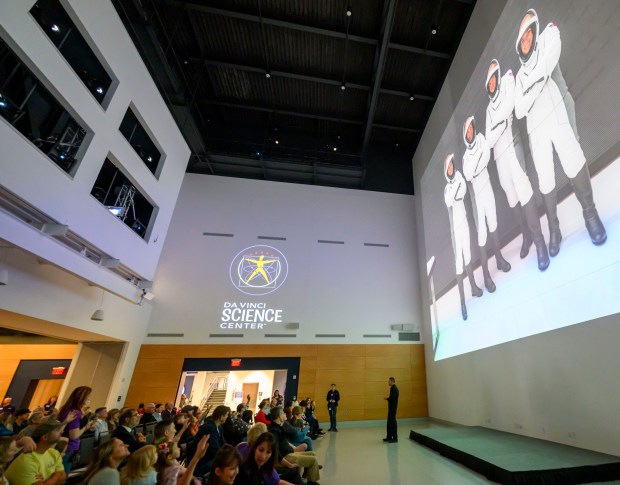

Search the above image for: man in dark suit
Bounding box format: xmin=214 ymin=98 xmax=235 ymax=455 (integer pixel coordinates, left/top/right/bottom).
xmin=112 ymin=409 xmax=146 ymax=452
xmin=383 ymin=377 xmax=399 ymax=443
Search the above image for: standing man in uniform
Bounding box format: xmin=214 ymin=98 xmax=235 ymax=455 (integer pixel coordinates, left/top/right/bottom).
xmin=383 ymin=377 xmax=399 ymax=443
xmin=326 ymin=383 xmax=340 ymax=432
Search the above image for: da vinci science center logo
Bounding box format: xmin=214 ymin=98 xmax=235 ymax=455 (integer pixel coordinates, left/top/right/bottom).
xmin=229 ymin=245 xmax=288 ymax=296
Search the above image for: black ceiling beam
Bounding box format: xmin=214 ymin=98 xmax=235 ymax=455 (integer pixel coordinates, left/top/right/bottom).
xmin=362 ymin=0 xmax=398 ymax=153
xmin=192 ymin=58 xmax=434 ymax=101
xmin=203 ymin=99 xmax=421 ymax=134
xmin=177 ymin=1 xmax=452 ymax=60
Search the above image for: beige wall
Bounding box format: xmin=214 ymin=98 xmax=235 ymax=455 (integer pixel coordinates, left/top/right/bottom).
xmin=126 ymin=344 xmax=428 ymax=421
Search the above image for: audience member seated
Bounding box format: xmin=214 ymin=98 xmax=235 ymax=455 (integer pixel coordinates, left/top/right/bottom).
xmin=93 ymin=407 xmax=109 ymax=442
xmin=140 ymin=404 xmax=158 ymax=426
xmin=281 ymin=409 xmax=308 ymax=453
xmin=113 ymin=410 xmax=147 ymax=453
xmin=11 ymin=410 xmax=29 ymax=435
xmin=301 ymin=400 xmax=322 ymax=438
xmin=80 ymin=438 xmax=130 ymax=485
xmin=0 ymin=436 xmax=18 ymax=485
xmin=236 ymin=424 xmax=298 ymax=485
xmin=154 ymin=434 xmax=208 ymax=485
xmin=288 ymin=407 xmax=313 ymax=451
xmin=161 ymin=403 xmax=176 ymax=422
xmin=268 ymin=407 xmax=321 ymax=485
xmin=254 ymin=401 xmax=270 ymax=426
xmin=204 ymin=445 xmax=242 ymax=485
xmin=237 ymin=431 xmax=298 ymax=485
xmin=58 ymin=386 xmax=95 ymax=474
xmin=241 ymin=410 xmax=253 ymax=427
xmin=173 ymin=414 xmax=192 ymax=446
xmin=0 ymin=399 xmax=15 ymax=416
xmin=5 ymin=420 xmax=66 ymax=485
xmin=137 ymin=404 xmax=146 ymax=416
xmin=120 ymin=444 xmax=157 ymax=485
xmin=16 ymin=411 xmax=45 ymax=439
xmin=186 ymin=406 xmax=229 ymax=478
xmin=222 ymin=412 xmax=245 ymax=448
xmin=152 ymin=405 xmax=164 ymax=423
xmin=0 ymin=415 xmax=13 ymax=437
xmin=43 ymin=396 xmax=58 ymax=416
xmin=107 ymin=409 xmax=120 ymax=432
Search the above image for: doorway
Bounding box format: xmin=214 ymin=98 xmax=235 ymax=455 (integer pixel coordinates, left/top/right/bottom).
xmin=242 ymin=382 xmax=259 ymax=411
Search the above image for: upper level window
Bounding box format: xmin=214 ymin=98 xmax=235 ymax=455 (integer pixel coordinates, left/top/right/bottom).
xmin=119 ymin=107 xmax=163 ymax=176
xmin=30 ymin=0 xmax=113 ymax=106
xmin=0 ymin=37 xmax=89 ymax=175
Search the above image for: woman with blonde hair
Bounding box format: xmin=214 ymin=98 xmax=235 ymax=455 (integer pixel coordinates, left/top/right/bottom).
xmin=80 ymin=438 xmax=130 ymax=484
xmin=121 ymin=444 xmax=158 ymax=485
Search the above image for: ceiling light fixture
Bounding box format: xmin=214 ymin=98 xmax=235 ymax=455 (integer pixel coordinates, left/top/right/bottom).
xmin=275 ymin=139 xmax=279 ymax=145
xmin=96 ymin=87 xmax=104 ymax=94
xmin=409 ymin=95 xmax=415 ymax=101
xmin=346 ymin=7 xmax=352 ymax=17
xmin=51 ymin=24 xmax=59 ymax=32
xmin=265 ymin=70 xmax=271 ymax=79
xmin=340 ymin=82 xmax=346 ymax=91
xmin=91 ymin=288 xmax=105 ymax=321
xmin=333 ymin=147 xmax=338 ymax=152
xmin=431 ymin=24 xmax=438 ymax=35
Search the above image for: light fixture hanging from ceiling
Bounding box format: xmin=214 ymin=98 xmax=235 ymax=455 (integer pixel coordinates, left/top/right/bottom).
xmin=91 ymin=288 xmax=105 ymax=321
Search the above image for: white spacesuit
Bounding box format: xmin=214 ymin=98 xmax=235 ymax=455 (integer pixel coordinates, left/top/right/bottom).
xmin=444 ymin=153 xmax=482 ymax=320
xmin=462 ymin=116 xmax=510 ymax=289
xmin=514 ymin=9 xmax=606 ymax=253
xmin=485 ymin=59 xmax=549 ymax=271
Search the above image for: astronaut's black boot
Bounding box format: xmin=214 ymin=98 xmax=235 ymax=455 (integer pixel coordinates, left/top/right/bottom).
xmin=542 ymin=192 xmax=562 ymax=257
xmin=490 ymin=231 xmax=511 ymax=272
xmin=479 ymin=245 xmax=496 ymax=293
xmin=456 ymin=273 xmax=467 ymax=320
xmin=465 ymin=263 xmax=483 ymax=298
xmin=514 ymin=204 xmax=533 ymax=259
xmin=523 ymin=198 xmax=549 ymax=271
xmin=570 ymin=164 xmax=607 ymax=246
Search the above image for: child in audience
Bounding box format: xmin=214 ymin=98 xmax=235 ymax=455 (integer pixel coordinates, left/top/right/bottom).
xmin=204 ymin=445 xmax=243 ymax=485
xmin=154 ymin=435 xmax=208 ymax=485
xmin=79 ymin=438 xmax=130 ymax=485
xmin=121 ymin=444 xmax=158 ymax=485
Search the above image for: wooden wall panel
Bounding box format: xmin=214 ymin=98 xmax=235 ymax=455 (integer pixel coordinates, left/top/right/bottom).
xmin=126 ymin=344 xmax=428 ymax=422
xmin=0 ymin=344 xmax=77 ymax=401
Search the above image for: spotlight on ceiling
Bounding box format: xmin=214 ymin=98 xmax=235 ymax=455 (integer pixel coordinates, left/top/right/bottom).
xmin=90 ymin=309 xmax=104 ymax=321
xmin=346 ymin=7 xmax=352 ymax=17
xmin=409 ymin=95 xmax=415 ymax=101
xmin=275 ymin=139 xmax=279 ymax=145
xmin=333 ymin=147 xmax=338 ymax=152
xmin=340 ymin=82 xmax=346 ymax=91
xmin=96 ymin=87 xmax=104 ymax=94
xmin=431 ymin=24 xmax=438 ymax=35
xmin=0 ymin=269 xmax=8 ymax=286
xmin=51 ymin=24 xmax=60 ymax=32
xmin=265 ymin=70 xmax=271 ymax=79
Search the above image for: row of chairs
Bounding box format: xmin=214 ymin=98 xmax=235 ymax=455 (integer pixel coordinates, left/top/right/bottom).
xmin=73 ymin=423 xmax=157 ymax=470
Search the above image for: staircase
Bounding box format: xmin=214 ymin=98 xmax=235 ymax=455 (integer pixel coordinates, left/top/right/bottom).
xmin=201 ymin=388 xmax=227 ymax=416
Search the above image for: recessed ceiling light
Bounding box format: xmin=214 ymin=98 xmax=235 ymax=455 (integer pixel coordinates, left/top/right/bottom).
xmin=333 ymin=147 xmax=338 ymax=152
xmin=96 ymin=87 xmax=104 ymax=94
xmin=346 ymin=7 xmax=352 ymax=17
xmin=409 ymin=95 xmax=415 ymax=101
xmin=340 ymin=82 xmax=346 ymax=91
xmin=431 ymin=24 xmax=438 ymax=35
xmin=51 ymin=24 xmax=60 ymax=32
xmin=265 ymin=70 xmax=271 ymax=79
xmin=275 ymin=139 xmax=279 ymax=145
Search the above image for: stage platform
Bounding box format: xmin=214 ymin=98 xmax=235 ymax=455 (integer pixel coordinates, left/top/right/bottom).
xmin=410 ymin=425 xmax=620 ymax=484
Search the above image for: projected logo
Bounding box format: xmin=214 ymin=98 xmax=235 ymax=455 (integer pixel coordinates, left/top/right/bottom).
xmin=229 ymin=245 xmax=288 ymax=296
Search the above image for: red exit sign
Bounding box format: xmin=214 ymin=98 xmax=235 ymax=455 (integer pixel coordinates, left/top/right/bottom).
xmin=51 ymin=367 xmax=66 ymax=375
xmin=231 ymin=359 xmax=241 ymax=367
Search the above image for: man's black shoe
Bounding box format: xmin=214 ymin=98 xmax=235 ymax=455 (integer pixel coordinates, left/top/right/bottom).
xmin=382 ymin=438 xmax=390 ymax=442
xmin=387 ymin=438 xmax=398 ymax=443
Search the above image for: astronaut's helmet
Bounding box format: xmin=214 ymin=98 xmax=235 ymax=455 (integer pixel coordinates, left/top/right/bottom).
xmin=516 ymin=9 xmax=539 ymax=64
xmin=463 ymin=116 xmax=476 ymax=148
xmin=486 ymin=59 xmax=500 ymax=101
xmin=444 ymin=153 xmax=455 ymax=182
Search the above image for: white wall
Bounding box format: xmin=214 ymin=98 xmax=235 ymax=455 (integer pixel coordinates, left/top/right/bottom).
xmin=412 ymin=0 xmax=620 ymax=455
xmin=0 ymin=0 xmax=189 ymax=407
xmin=0 ymin=0 xmax=190 ymax=296
xmin=146 ymin=174 xmax=422 ymax=344
xmin=226 ymin=370 xmax=275 ymax=411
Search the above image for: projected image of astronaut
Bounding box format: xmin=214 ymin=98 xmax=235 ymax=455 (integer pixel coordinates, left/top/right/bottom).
xmin=462 ymin=116 xmax=511 ymax=294
xmin=444 ymin=153 xmax=483 ymax=321
xmin=485 ymin=59 xmax=549 ymax=271
xmin=514 ymin=9 xmax=606 ymax=255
